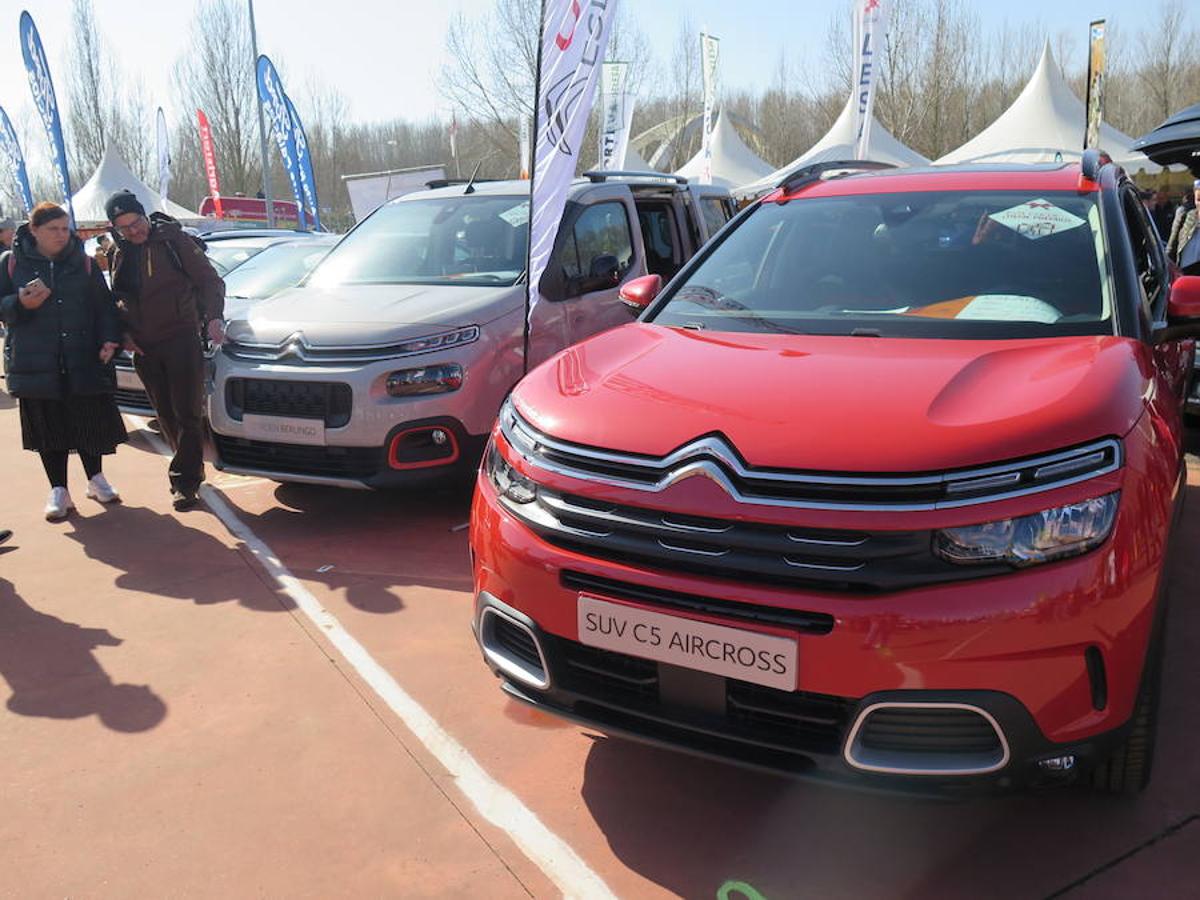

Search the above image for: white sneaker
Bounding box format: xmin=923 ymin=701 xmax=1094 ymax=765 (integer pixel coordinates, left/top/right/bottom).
xmin=86 ymin=473 xmax=121 ymax=504
xmin=44 ymin=487 xmax=75 ymax=521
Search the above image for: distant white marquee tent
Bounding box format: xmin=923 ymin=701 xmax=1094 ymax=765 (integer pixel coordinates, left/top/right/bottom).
xmin=71 ymin=145 xmax=197 ymax=227
xmin=937 ymin=42 xmax=1160 ymax=172
xmin=675 ymin=111 xmax=774 ymax=189
xmin=739 ymin=95 xmax=930 ymax=197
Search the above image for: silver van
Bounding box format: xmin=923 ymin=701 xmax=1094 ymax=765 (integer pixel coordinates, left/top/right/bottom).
xmin=210 ymin=173 xmax=736 ymax=488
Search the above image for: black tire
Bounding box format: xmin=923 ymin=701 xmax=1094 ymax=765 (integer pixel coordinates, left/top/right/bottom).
xmin=1091 ymin=626 xmax=1164 ymax=795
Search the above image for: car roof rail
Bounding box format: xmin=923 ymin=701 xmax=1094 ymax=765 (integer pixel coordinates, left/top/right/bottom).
xmin=424 ymin=177 xmax=501 ymax=189
xmin=583 ymin=170 xmax=690 ymax=186
xmin=776 ymin=159 xmax=896 ymax=196
xmin=1081 ymin=148 xmax=1113 ymax=182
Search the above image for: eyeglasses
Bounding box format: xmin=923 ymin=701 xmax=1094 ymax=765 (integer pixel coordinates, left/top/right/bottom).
xmin=115 ymin=215 xmax=148 ymax=237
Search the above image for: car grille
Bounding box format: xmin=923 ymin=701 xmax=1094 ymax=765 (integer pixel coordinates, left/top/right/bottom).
xmin=560 ymin=570 xmax=834 ymax=633
xmin=548 ymin=634 xmax=854 ymax=756
xmin=226 ymin=378 xmax=352 ymax=428
xmin=501 ymin=403 xmax=1123 ymax=512
xmin=214 ymin=434 xmax=380 ymax=479
xmin=514 ymin=491 xmax=1006 ymax=593
xmin=114 ymin=387 xmax=154 ymax=413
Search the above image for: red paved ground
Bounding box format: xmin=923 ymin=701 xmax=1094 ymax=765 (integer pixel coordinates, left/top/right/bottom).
xmin=1 ymin=397 xmax=1197 ymax=898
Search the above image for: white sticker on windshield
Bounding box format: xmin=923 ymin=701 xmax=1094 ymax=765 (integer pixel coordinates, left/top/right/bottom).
xmin=988 ymin=199 xmax=1086 ymax=240
xmin=956 ymin=295 xmax=1062 ymax=324
xmin=499 ymin=203 xmax=529 ymax=228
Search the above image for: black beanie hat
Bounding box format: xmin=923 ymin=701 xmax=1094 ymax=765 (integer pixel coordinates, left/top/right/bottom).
xmin=105 ymin=189 xmax=145 ymax=224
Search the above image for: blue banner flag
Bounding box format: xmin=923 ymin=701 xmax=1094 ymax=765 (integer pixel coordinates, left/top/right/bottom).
xmin=0 ymin=105 xmax=34 ymax=215
xmin=286 ymin=96 xmax=320 ymax=231
xmin=255 ymin=55 xmax=306 ymax=230
xmin=19 ymin=11 xmax=72 ymax=224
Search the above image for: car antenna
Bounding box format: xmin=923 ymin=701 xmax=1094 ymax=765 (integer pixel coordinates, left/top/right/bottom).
xmin=463 ymin=161 xmax=483 ymax=195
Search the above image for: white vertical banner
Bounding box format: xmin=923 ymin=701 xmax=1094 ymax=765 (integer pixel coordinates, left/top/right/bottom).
xmin=617 ymin=93 xmax=637 ymax=169
xmin=598 ymin=61 xmax=628 ymax=170
xmin=852 ymin=0 xmax=888 ymax=161
xmin=519 ymin=113 xmax=531 ymax=179
xmin=155 ymin=107 xmax=171 ymax=199
xmin=526 ymin=0 xmax=620 ymax=329
xmin=700 ymin=32 xmax=720 ymax=185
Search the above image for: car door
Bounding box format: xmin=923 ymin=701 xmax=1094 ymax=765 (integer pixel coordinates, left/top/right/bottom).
xmin=1121 ymin=185 xmax=1192 ymax=405
xmin=560 ymin=199 xmax=638 ymax=344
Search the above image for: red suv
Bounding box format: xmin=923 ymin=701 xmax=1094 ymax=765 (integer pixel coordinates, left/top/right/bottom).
xmin=470 ymin=154 xmax=1200 ymax=794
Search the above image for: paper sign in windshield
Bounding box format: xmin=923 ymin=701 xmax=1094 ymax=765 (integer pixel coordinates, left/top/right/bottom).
xmin=499 ymin=203 xmax=530 ymax=228
xmin=955 ymin=294 xmax=1062 ymax=323
xmin=989 ymin=199 xmax=1086 ymax=240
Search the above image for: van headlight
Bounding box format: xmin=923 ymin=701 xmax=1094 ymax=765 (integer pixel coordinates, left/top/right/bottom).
xmin=484 ymin=438 xmax=538 ymax=504
xmin=934 ymin=493 xmax=1119 ymax=567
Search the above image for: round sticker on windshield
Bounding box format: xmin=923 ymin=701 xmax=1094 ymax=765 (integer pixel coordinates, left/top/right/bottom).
xmin=988 ymin=199 xmax=1086 ymax=240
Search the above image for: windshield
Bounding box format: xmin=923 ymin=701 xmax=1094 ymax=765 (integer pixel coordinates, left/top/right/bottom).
xmin=651 ymin=190 xmax=1114 ymax=339
xmin=205 ymin=240 xmax=275 ymax=276
xmin=308 ymin=195 xmax=529 ymax=289
xmin=223 ymin=242 xmax=333 ymax=299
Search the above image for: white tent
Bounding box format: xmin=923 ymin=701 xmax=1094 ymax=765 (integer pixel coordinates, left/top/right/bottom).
xmin=937 ymin=43 xmax=1160 ymax=172
xmin=71 ymin=145 xmax=198 ymax=226
xmin=675 ymin=112 xmax=773 ymax=188
xmin=622 ymin=144 xmax=656 ymax=172
xmin=738 ymin=95 xmax=930 ymax=196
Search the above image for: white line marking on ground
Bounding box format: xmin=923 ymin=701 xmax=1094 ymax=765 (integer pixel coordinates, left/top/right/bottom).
xmin=125 ymin=415 xmax=615 ymax=900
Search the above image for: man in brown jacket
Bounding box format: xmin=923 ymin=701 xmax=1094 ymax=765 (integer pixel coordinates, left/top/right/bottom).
xmin=106 ymin=190 xmax=225 ymax=509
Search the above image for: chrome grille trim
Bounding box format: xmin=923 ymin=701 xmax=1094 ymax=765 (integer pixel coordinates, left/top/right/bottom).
xmin=502 ymin=402 xmax=1122 ymax=512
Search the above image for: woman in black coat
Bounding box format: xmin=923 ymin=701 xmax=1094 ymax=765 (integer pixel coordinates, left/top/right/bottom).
xmin=0 ymin=202 xmax=127 ymax=520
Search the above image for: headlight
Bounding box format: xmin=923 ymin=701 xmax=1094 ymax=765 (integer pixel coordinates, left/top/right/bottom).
xmin=392 ymin=326 xmax=479 ymax=356
xmin=386 ymin=363 xmax=463 ymax=397
xmin=934 ymin=493 xmax=1119 ymax=567
xmin=484 ymin=438 xmax=537 ymax=504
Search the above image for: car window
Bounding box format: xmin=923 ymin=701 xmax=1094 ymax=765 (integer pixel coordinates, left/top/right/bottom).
xmin=651 ymin=189 xmax=1115 ymax=339
xmin=1120 ymin=187 xmax=1168 ymax=320
xmin=206 ymin=241 xmax=274 ymax=274
xmin=223 ymin=242 xmax=333 ymax=299
xmin=308 ymin=195 xmax=529 ymax=288
xmin=566 ymin=201 xmax=633 ymax=282
xmin=637 ymin=203 xmax=681 ymax=279
xmin=700 ymin=197 xmax=730 ymax=237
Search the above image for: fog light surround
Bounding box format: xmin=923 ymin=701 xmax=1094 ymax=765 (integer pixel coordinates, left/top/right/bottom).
xmin=386 ymin=363 xmax=464 ymax=397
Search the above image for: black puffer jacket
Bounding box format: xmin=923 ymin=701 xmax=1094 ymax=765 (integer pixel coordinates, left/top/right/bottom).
xmin=0 ymin=225 xmax=122 ymax=400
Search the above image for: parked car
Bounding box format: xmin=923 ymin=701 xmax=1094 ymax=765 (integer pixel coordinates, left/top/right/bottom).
xmin=113 ymin=232 xmax=336 ymax=415
xmin=210 ymin=173 xmax=736 ymax=488
xmin=201 ymin=229 xmax=322 ymax=276
xmin=470 ymin=154 xmax=1200 ymax=795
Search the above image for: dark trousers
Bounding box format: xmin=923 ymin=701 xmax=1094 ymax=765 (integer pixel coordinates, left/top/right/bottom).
xmin=134 ymin=332 xmax=205 ymax=494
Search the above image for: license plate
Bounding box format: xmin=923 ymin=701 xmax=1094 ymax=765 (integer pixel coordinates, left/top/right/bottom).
xmin=242 ymin=413 xmax=326 ymax=446
xmin=577 ymin=595 xmax=798 ymax=691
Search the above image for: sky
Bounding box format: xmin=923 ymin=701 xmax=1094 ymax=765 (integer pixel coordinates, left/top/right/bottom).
xmin=0 ymin=0 xmax=1196 ymax=174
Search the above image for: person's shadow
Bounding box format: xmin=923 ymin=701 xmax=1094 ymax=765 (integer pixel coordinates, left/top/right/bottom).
xmin=65 ymin=504 xmax=292 ymax=613
xmin=0 ymin=577 xmax=166 ymax=732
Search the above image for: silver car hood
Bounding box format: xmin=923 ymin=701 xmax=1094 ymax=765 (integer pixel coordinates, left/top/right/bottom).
xmin=226 ymin=282 xmax=522 ymax=347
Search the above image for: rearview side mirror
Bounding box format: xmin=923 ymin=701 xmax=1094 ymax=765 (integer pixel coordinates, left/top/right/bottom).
xmin=619 ymin=274 xmax=663 ymax=314
xmin=1154 ymin=275 xmax=1200 ymax=343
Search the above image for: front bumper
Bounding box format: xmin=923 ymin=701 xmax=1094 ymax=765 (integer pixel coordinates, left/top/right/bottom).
xmin=469 ymin=470 xmax=1165 ymax=792
xmin=208 ymin=351 xmax=499 ymax=488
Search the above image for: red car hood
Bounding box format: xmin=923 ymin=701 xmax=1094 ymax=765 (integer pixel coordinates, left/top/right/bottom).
xmin=513 ymin=325 xmax=1150 ymax=473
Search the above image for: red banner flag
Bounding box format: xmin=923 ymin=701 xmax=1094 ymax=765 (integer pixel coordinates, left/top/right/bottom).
xmin=196 ymin=108 xmax=223 ymax=219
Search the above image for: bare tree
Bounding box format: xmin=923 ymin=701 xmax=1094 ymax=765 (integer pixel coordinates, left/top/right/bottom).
xmin=1137 ymin=0 xmax=1199 ymax=131
xmin=173 ymin=0 xmax=261 ymax=196
xmin=65 ymin=0 xmax=152 ymax=181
